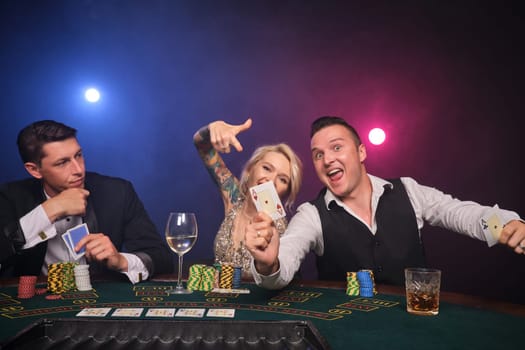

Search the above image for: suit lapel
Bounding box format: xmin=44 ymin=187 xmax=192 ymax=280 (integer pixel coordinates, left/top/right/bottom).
xmin=83 ymin=197 xmax=98 ymax=233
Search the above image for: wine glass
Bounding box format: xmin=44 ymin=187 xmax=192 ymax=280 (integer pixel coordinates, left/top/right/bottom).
xmin=165 ymin=212 xmax=198 ymax=294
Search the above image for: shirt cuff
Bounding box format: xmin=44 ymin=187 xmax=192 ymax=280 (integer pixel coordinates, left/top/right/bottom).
xmin=480 ymin=205 xmax=522 ymax=247
xmin=121 ymin=253 xmax=149 ymax=284
xmin=20 ymin=205 xmax=57 ymax=249
xmin=250 ymin=259 xmax=283 ymax=289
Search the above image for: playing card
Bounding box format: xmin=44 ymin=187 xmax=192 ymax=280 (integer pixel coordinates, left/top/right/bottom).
xmin=68 ymin=223 xmax=89 ymax=254
xmin=206 ymin=308 xmax=235 ymax=318
xmin=211 ymin=288 xmax=251 ymax=294
xmin=111 ymin=308 xmax=144 ymax=317
xmin=175 ymin=308 xmax=205 ymax=318
xmin=61 ymin=232 xmax=79 ymax=260
xmin=61 ymin=223 xmax=89 ymax=260
xmin=480 ymin=213 xmax=503 ymax=247
xmin=76 ymin=307 xmax=112 ymax=317
xmin=145 ymin=308 xmax=176 ymax=317
xmin=249 ymin=181 xmax=285 ymax=220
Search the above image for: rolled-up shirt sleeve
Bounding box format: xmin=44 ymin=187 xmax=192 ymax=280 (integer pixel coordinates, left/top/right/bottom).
xmin=252 ymin=202 xmax=324 ymax=289
xmin=401 ymin=177 xmax=522 ymax=243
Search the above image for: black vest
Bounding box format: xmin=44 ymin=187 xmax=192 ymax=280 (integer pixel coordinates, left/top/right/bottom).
xmin=311 ymin=179 xmax=426 ymax=285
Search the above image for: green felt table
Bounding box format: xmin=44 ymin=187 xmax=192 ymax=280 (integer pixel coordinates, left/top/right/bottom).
xmin=0 ymin=277 xmax=523 ymax=349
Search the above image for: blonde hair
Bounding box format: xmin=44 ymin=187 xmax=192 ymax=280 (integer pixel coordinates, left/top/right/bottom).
xmin=239 ymin=143 xmax=303 ymax=211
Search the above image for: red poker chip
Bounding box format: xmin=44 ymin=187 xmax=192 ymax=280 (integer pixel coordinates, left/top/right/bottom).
xmin=18 ymin=281 xmax=36 ymax=299
xmin=45 ymin=294 xmax=63 ymax=300
xmin=19 ymin=275 xmax=38 ymax=281
xmin=17 ymin=295 xmax=33 ymax=299
xmin=19 ymin=281 xmax=36 ymax=286
xmin=35 ymin=288 xmax=48 ymax=295
xmin=18 ymin=286 xmax=35 ymax=291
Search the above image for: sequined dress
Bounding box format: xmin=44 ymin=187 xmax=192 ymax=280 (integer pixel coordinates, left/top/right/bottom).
xmin=214 ymin=198 xmax=287 ymax=278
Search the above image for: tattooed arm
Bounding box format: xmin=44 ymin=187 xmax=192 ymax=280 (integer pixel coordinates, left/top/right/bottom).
xmin=193 ymin=118 xmax=252 ymax=214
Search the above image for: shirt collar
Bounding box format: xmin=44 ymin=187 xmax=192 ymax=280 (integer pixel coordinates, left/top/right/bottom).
xmin=323 ymin=174 xmax=394 ymax=210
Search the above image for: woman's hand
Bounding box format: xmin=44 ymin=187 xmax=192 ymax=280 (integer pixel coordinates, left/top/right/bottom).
xmin=209 ymin=118 xmax=252 ymax=153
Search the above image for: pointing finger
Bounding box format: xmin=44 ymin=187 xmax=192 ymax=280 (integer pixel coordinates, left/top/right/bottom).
xmin=235 ymin=118 xmax=252 ymax=134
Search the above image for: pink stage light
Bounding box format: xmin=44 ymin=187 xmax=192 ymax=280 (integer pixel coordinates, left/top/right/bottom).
xmin=368 ymin=128 xmax=386 ymax=145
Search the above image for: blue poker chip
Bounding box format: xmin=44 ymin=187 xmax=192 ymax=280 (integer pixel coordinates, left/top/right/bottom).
xmin=357 ymin=271 xmax=373 ymax=282
xmin=358 ymin=283 xmax=374 ymax=289
xmin=356 ymin=270 xmax=370 ymax=278
xmin=359 ymin=286 xmax=374 ymax=296
xmin=232 ymin=267 xmax=242 ymax=288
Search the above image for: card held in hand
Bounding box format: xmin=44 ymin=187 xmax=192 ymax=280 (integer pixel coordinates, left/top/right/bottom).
xmin=249 ymin=181 xmax=285 ymax=221
xmin=61 ymin=223 xmax=89 ymax=260
xmin=480 ymin=213 xmax=503 ymax=247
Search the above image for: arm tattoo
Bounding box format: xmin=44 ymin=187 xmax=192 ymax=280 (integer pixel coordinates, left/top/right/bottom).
xmin=195 ymin=125 xmax=240 ymax=205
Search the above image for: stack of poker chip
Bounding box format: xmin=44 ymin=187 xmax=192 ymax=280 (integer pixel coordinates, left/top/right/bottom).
xmin=200 ymin=266 xmax=216 ymax=291
xmin=74 ymin=264 xmax=92 ymax=291
xmin=47 ymin=263 xmax=65 ymax=294
xmin=357 ymin=269 xmax=376 ymax=297
xmin=48 ymin=262 xmax=78 ymax=294
xmin=219 ymin=264 xmax=234 ymax=289
xmin=61 ymin=262 xmax=77 ymax=292
xmin=232 ymin=266 xmax=242 ymax=288
xmin=187 ymin=264 xmax=217 ymax=291
xmin=18 ymin=276 xmax=38 ymax=299
xmin=213 ymin=263 xmax=221 ymax=288
xmin=187 ymin=264 xmax=205 ymax=291
xmin=346 ymin=272 xmax=360 ymax=296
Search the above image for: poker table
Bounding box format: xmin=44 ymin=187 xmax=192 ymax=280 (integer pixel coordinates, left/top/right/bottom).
xmin=0 ymin=276 xmax=523 ymax=349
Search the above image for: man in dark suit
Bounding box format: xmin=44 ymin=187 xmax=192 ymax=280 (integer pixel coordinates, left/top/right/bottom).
xmin=0 ymin=120 xmax=173 ymax=283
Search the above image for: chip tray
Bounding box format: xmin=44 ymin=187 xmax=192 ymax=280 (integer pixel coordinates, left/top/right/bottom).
xmin=1 ymin=318 xmax=330 ymax=349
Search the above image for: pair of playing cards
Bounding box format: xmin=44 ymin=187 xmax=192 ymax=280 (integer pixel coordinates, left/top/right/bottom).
xmin=170 ymin=308 xmax=235 ymax=318
xmin=249 ymin=181 xmax=285 ymax=221
xmin=61 ymin=223 xmax=89 ymax=260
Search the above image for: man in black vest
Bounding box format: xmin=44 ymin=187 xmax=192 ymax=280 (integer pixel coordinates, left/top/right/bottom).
xmin=245 ymin=116 xmax=525 ymax=289
xmin=0 ymin=120 xmax=173 ymax=282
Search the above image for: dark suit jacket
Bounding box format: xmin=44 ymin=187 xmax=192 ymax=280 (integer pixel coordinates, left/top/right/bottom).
xmin=0 ymin=172 xmax=173 ymax=278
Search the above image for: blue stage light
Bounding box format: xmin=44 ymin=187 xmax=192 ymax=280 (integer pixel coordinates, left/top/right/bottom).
xmin=84 ymin=88 xmax=101 ymax=103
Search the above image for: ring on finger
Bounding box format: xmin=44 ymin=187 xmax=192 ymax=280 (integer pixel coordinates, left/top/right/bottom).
xmin=256 ymin=231 xmax=261 ymax=237
xmin=519 ymin=242 xmax=525 ymax=250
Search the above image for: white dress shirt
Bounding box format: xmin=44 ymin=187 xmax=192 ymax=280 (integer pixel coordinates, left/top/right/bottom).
xmin=252 ymin=174 xmax=521 ymax=289
xmin=19 ymin=201 xmax=148 ymax=284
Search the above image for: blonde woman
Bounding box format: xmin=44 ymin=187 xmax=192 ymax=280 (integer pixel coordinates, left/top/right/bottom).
xmin=193 ymin=118 xmax=302 ymax=278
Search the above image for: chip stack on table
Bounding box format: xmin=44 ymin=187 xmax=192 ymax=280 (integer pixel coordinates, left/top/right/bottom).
xmin=213 ymin=263 xmax=221 ymax=287
xmin=47 ymin=262 xmax=79 ymax=294
xmin=187 ymin=264 xmax=220 ymax=291
xmin=346 ymin=272 xmax=360 ymax=296
xmin=197 ymin=266 xmax=214 ymax=291
xmin=73 ymin=264 xmax=92 ymax=291
xmin=219 ymin=264 xmax=234 ymax=289
xmin=47 ymin=263 xmax=65 ymax=294
xmin=232 ymin=266 xmax=242 ymax=288
xmin=17 ymin=276 xmax=37 ymax=299
xmin=187 ymin=264 xmax=204 ymax=291
xmin=357 ymin=269 xmax=376 ymax=297
xmin=61 ymin=262 xmax=77 ymax=292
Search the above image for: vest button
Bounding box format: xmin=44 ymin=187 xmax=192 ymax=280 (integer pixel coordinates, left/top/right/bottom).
xmin=375 ymin=241 xmax=380 ymax=246
xmin=377 ymin=266 xmax=383 ymax=272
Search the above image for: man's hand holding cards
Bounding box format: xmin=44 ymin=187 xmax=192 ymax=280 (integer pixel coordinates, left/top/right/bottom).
xmin=249 ymin=181 xmax=285 ymax=221
xmin=61 ymin=223 xmax=89 ymax=260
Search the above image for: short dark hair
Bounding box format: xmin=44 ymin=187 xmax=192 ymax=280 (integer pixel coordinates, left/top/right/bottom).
xmin=310 ymin=116 xmax=362 ymax=146
xmin=17 ymin=120 xmax=77 ymax=164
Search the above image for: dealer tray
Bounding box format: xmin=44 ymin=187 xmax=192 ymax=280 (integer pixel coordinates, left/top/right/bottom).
xmin=1 ymin=318 xmax=330 ymax=349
